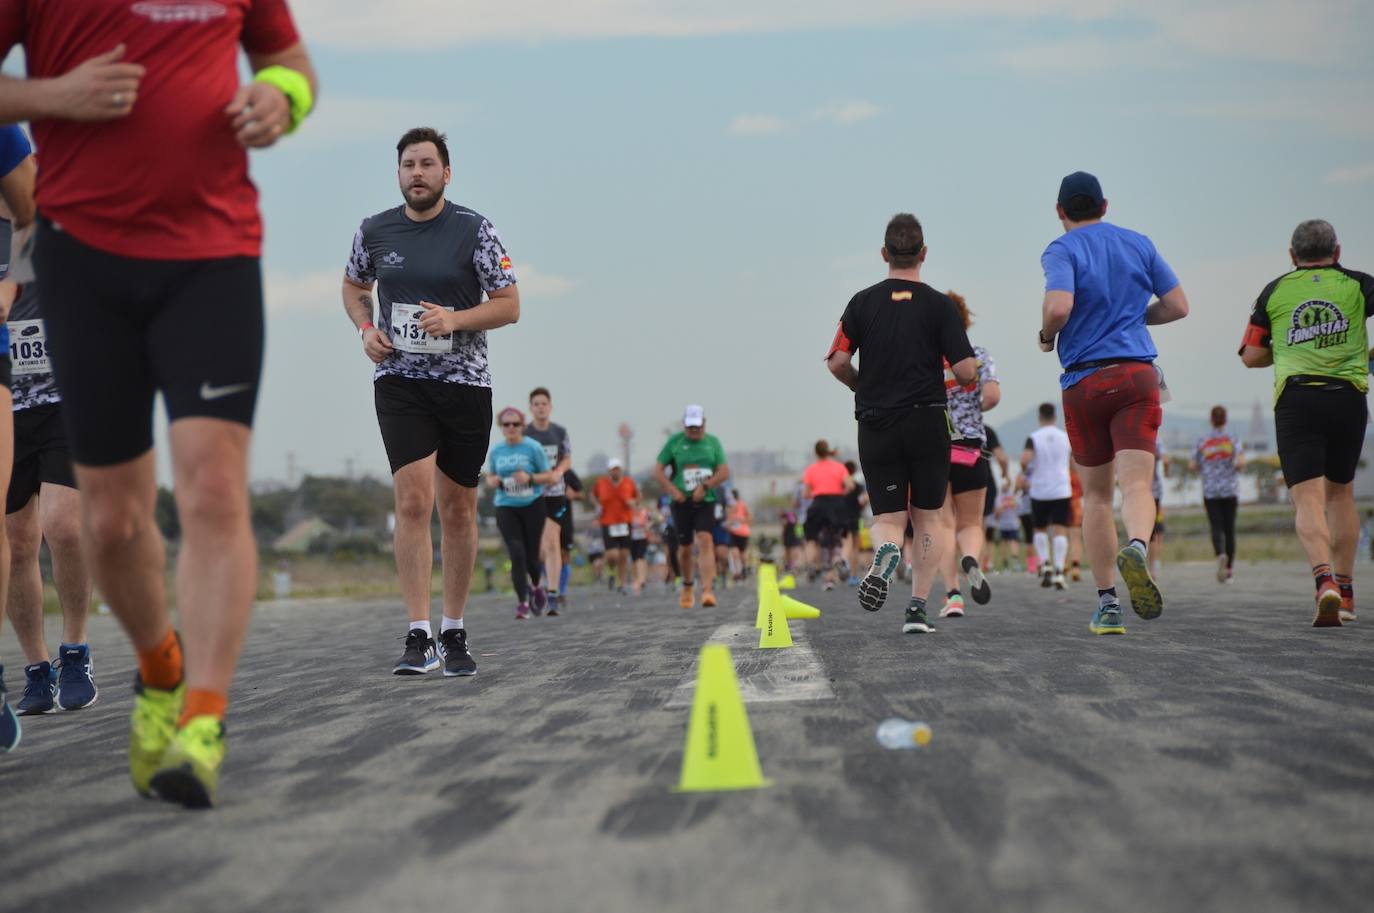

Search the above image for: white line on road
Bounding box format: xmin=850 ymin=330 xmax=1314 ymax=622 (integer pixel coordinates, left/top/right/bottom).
xmin=664 ymin=622 xmax=836 ymax=708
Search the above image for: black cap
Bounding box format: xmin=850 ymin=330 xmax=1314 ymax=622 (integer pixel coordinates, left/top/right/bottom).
xmin=1057 ymin=171 xmax=1103 ymax=207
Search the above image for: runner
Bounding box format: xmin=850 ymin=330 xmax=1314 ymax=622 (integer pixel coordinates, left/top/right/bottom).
xmin=726 ymin=489 xmax=752 ymax=583
xmin=485 ymin=407 xmax=554 ymax=620
xmin=979 ymin=425 xmax=1010 ymax=573
xmin=993 ymin=490 xmax=1023 ymax=571
xmin=0 ymin=123 xmax=32 ymax=755
xmin=3 ymin=5 xmax=317 ymax=805
xmin=1020 ymin=403 xmax=1072 ymax=591
xmin=1016 ymin=473 xmax=1037 ymax=575
xmin=1 ymin=211 xmax=96 ymax=716
xmin=592 ymin=459 xmax=638 ymax=595
xmin=780 ymin=507 xmax=803 ymax=574
xmin=344 ymin=127 xmax=519 ymax=676
xmin=1238 ymin=218 xmax=1373 ymax=626
xmin=825 ymin=213 xmax=976 ymax=633
xmin=657 ymin=494 xmax=682 ymax=586
xmin=1066 ymin=467 xmax=1084 ymax=582
xmin=629 ymin=502 xmax=651 ymax=594
xmin=1190 ymin=406 xmax=1245 ymax=585
xmin=653 ymin=405 xmax=731 ymax=609
xmin=1038 ymin=170 xmax=1189 ymax=634
xmin=526 ymin=387 xmax=573 ymax=614
xmin=842 ymin=461 xmax=869 ymax=586
xmin=710 ymin=491 xmax=732 ymax=591
xmin=934 ymin=291 xmax=999 ymax=618
xmin=801 ymin=440 xmax=854 ymax=591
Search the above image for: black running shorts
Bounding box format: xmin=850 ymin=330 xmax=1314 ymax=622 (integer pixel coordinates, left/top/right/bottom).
xmin=0 ymin=354 xmax=10 ymax=390
xmin=804 ymin=495 xmax=850 ymax=544
xmin=858 ymin=407 xmax=951 ymax=513
xmin=630 ymin=538 xmax=649 ymax=561
xmin=545 ymin=495 xmax=575 ymax=550
xmin=374 ymin=375 xmax=492 ymax=487
xmin=949 ymin=453 xmax=991 ymax=496
xmin=1275 ymin=381 xmax=1368 ymax=487
xmin=1031 ymin=498 xmax=1071 ymax=528
xmin=601 ymin=527 xmax=631 ymax=552
xmin=670 ymin=499 xmax=716 ymax=545
xmin=34 ymin=219 xmax=264 ymax=467
xmin=7 ymin=403 xmax=76 ymax=515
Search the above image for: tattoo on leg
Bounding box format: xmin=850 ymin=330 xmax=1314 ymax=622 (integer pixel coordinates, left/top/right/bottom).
xmin=921 ymin=534 xmax=932 ymax=559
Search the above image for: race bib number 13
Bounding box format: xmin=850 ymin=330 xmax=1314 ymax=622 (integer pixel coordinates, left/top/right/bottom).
xmin=9 ymin=320 xmax=49 ymax=376
xmin=390 ymin=303 xmax=454 ymax=355
xmin=682 ymin=466 xmax=713 ymax=491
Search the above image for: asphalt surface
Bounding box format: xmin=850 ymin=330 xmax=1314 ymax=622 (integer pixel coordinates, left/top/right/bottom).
xmin=2 ymin=560 xmax=1372 ymax=913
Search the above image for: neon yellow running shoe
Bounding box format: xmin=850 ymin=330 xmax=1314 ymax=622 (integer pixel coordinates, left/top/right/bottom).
xmin=130 ymin=678 xmax=184 ymax=798
xmin=151 ymin=715 xmax=226 ymax=809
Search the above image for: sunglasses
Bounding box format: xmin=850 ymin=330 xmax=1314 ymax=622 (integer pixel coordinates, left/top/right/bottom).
xmin=501 ymin=421 xmax=523 ymax=428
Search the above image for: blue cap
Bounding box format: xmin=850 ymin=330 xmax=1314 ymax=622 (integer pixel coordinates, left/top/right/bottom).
xmin=1057 ymin=171 xmax=1103 ymax=207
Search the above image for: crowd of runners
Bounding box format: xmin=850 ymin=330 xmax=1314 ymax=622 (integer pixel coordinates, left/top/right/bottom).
xmin=0 ymin=2 xmax=1370 ymax=817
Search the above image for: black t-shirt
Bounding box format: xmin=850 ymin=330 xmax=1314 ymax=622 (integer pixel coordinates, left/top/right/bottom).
xmin=835 ymin=279 xmax=975 ymax=415
xmin=985 ymin=426 xmax=1001 ymax=452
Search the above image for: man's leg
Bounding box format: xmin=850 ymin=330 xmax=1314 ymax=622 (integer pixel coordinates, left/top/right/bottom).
xmin=936 ymin=492 xmax=960 ymax=603
xmin=617 ymin=547 xmax=631 ymax=590
xmin=907 ymin=505 xmax=945 ymax=613
xmin=540 ymin=516 xmax=562 ymax=595
xmin=1113 ymin=449 xmax=1163 ymax=620
xmin=392 ymin=456 xmax=438 ymax=625
xmin=696 ymin=531 xmax=718 ymax=604
xmin=40 ymin=484 xmax=92 ymax=647
xmin=1051 ymin=522 xmax=1069 ymax=575
xmin=1075 ymin=461 xmax=1118 ymax=590
xmin=953 ymin=488 xmax=991 ymax=605
xmin=435 ymin=470 xmax=478 ymax=622
xmin=1326 ymin=480 xmax=1358 ymax=580
xmin=5 ymin=499 xmax=48 ymax=665
xmin=1289 ymin=478 xmax=1330 ymax=567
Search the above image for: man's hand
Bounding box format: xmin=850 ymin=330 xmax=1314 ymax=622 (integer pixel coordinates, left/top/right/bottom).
xmin=1037 ymin=330 xmax=1055 ymax=353
xmin=225 ymin=80 xmax=291 ymax=148
xmin=513 ymin=470 xmax=532 ymax=486
xmin=362 ymin=327 xmax=394 ymax=363
xmin=668 ymin=487 xmax=686 ymax=504
xmin=418 ymin=301 xmax=459 ymax=337
xmin=691 ymin=485 xmax=706 ymax=503
xmin=47 ymin=45 xmax=144 ymax=121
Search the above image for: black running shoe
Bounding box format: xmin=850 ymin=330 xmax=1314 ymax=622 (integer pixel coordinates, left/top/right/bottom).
xmin=858 ymin=542 xmax=902 ymax=612
xmin=962 ymin=555 xmax=991 ymax=605
xmin=1040 ymin=568 xmax=1053 ymax=588
xmin=438 ymin=629 xmax=477 ymax=678
xmin=393 ymin=630 xmax=440 ymax=675
xmin=17 ymin=662 xmax=56 ymax=715
xmin=0 ymin=665 xmax=19 ymax=753
xmin=902 ymin=604 xmax=936 ymax=634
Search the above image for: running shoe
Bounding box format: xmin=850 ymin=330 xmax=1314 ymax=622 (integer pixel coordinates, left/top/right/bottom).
xmin=702 ymin=591 xmax=718 ymax=608
xmin=848 ymin=576 xmax=861 ymax=587
xmin=1215 ymin=554 xmax=1228 ymax=584
xmin=546 ymin=592 xmax=561 ymax=617
xmin=438 ymin=629 xmax=478 ymax=677
xmin=1339 ymin=594 xmax=1356 ymax=623
xmin=902 ymin=604 xmax=936 ymax=634
xmin=834 ymin=557 xmax=851 ymax=581
xmin=1053 ymin=572 xmax=1066 ymax=591
xmin=1115 ymin=545 xmax=1163 ymax=620
xmin=1089 ymin=603 xmax=1126 ymax=635
xmin=1070 ymin=565 xmax=1082 ymax=583
xmin=515 ymin=602 xmax=531 ymax=620
xmin=1313 ymin=583 xmax=1343 ymax=628
xmin=940 ymin=593 xmax=965 ymax=618
xmin=56 ymin=644 xmax=98 ymax=711
xmin=130 ymin=677 xmax=185 ymax=798
xmin=393 ymin=629 xmax=440 ymax=674
xmin=821 ymin=580 xmax=835 ymax=592
xmin=859 ymin=542 xmax=902 ymax=612
xmin=962 ymin=555 xmax=991 ymax=605
xmin=17 ymin=661 xmax=56 ymax=715
xmin=1 ymin=665 xmax=19 ymax=754
xmin=679 ymin=584 xmax=695 ymax=608
xmin=150 ymin=715 xmax=225 ymax=809
xmin=1040 ymin=568 xmax=1053 ymax=588
xmin=530 ymin=585 xmax=547 ymax=616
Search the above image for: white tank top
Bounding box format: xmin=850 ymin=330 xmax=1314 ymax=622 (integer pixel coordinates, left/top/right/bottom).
xmin=1027 ymin=425 xmax=1072 ymax=500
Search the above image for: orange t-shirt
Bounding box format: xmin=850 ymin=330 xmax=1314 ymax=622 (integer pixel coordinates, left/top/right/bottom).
xmin=803 ymin=459 xmax=849 ymax=497
xmin=594 ymin=476 xmax=639 ymax=526
xmin=728 ymin=501 xmax=751 ymax=537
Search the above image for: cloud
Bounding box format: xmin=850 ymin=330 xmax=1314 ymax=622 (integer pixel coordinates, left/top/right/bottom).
xmin=1324 ymin=163 xmax=1374 ymax=186
xmin=513 ymin=264 xmax=577 ymax=296
xmin=728 ymin=114 xmax=787 ymax=136
xmin=265 ymin=270 xmax=341 ymax=313
xmin=813 ymin=101 xmax=880 ymax=126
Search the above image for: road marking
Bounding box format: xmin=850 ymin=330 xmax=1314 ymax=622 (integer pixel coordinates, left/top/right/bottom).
xmin=665 ymin=622 xmax=835 ymax=708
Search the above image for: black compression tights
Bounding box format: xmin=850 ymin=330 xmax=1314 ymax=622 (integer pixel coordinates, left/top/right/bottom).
xmin=497 ymin=503 xmax=546 ymax=602
xmin=1204 ymin=497 xmax=1238 ymax=567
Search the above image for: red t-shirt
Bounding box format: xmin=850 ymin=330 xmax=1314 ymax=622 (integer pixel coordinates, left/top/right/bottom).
xmin=0 ymin=0 xmax=300 ymax=260
xmin=594 ymin=476 xmax=638 ymax=527
xmin=803 ymin=459 xmax=849 ymax=497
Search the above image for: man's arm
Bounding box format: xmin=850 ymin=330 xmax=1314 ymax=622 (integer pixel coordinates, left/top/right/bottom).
xmin=950 ymin=355 xmax=977 ymax=387
xmin=1240 ymin=345 xmax=1273 ymax=368
xmin=980 ymin=379 xmax=1001 ymax=412
xmin=993 ymin=446 xmax=1010 ymax=481
xmin=704 ymin=463 xmax=731 ymax=489
xmin=226 ymin=42 xmax=319 ymax=149
xmin=0 ymin=154 xmax=35 ymax=227
xmin=1020 ymin=447 xmax=1034 ymax=473
xmin=342 ymin=277 xmax=395 ymax=364
xmin=0 ymin=278 xmax=17 ymax=321
xmin=1145 ymin=285 xmax=1189 ymax=325
xmin=1040 ymin=290 xmax=1074 ymax=349
xmin=0 ymin=46 xmax=145 ymax=125
xmin=826 ymin=349 xmax=859 ymax=391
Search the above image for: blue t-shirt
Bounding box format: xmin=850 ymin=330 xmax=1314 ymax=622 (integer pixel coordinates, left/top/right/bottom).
xmin=0 ymin=125 xmax=30 ymax=179
xmin=1042 ymin=222 xmax=1180 ymax=389
xmin=487 ymin=438 xmax=550 ymax=508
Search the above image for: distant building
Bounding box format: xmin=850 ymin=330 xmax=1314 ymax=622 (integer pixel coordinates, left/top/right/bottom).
xmin=1246 ymin=399 xmax=1270 ymax=453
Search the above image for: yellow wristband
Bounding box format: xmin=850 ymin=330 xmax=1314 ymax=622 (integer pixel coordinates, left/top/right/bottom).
xmin=253 ymin=65 xmax=314 ymax=134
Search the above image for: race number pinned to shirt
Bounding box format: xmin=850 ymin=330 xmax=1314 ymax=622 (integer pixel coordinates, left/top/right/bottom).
xmin=608 ymin=523 xmax=630 ymax=538
xmin=681 ymin=466 xmax=713 ymax=491
xmin=502 ymin=476 xmax=534 ymax=499
xmin=390 ymin=303 xmax=455 ymax=355
xmin=8 ymin=320 xmax=49 ymax=375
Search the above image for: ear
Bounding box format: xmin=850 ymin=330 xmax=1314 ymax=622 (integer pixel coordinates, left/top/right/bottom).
xmin=1333 ymin=243 xmax=1342 ymax=264
xmin=1056 ymin=203 xmax=1065 ymax=219
xmin=880 ymin=246 xmax=890 ymax=264
xmin=443 ymin=165 xmax=452 ymax=186
xmin=1100 ymin=198 xmax=1109 ymax=218
xmin=1289 ymin=247 xmax=1298 ymax=266
xmin=918 ymin=246 xmax=928 ymax=265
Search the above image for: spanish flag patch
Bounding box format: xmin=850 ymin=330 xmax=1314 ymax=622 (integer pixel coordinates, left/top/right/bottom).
xmin=499 ymin=256 xmax=513 ymax=272
xmin=891 ymin=290 xmax=913 ymax=302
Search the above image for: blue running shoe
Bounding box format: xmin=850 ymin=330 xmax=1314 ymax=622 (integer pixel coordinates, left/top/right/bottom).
xmin=17 ymin=661 xmax=56 ymax=715
xmin=1090 ymin=603 xmax=1126 ymax=635
xmin=56 ymin=644 xmax=98 ymax=711
xmin=1 ymin=665 xmax=20 ymax=753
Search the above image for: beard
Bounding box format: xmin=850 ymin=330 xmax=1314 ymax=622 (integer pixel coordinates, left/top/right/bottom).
xmin=404 ymin=181 xmax=444 ymax=213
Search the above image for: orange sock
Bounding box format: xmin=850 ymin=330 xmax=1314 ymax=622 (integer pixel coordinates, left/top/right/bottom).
xmin=137 ymin=629 xmax=183 ymax=691
xmin=179 ymin=689 xmax=228 ymax=727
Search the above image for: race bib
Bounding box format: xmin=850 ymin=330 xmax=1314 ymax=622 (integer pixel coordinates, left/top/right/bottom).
xmin=681 ymin=466 xmax=713 ymax=491
xmin=608 ymin=523 xmax=629 ymax=537
xmin=631 ymin=526 xmax=648 ymax=541
xmin=390 ymin=303 xmax=454 ymax=355
xmin=502 ymin=476 xmax=533 ymax=498
xmin=8 ymin=320 xmax=49 ymax=376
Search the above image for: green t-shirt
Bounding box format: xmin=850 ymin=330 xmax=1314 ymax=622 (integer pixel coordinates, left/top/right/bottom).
xmin=657 ymin=432 xmax=727 ymax=501
xmin=1247 ymin=266 xmax=1374 ymax=404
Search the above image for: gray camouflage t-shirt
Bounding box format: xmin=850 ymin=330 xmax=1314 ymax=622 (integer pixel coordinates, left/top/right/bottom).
xmin=0 ymin=219 xmax=59 ymax=412
xmin=945 ymin=344 xmax=997 ymax=444
xmin=345 ymin=201 xmax=517 ymax=388
xmin=525 ymin=422 xmax=571 ymax=498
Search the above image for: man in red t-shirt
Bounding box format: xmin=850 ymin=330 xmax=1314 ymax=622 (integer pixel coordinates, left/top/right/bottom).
xmin=593 ymin=459 xmax=639 ymax=593
xmin=0 ymin=1 xmax=317 ymax=808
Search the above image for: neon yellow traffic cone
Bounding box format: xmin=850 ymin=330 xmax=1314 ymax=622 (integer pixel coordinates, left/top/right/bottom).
xmin=675 ymin=645 xmax=771 ymax=792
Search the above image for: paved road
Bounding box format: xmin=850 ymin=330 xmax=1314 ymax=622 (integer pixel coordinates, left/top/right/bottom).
xmin=2 ymin=560 xmax=1372 ymax=913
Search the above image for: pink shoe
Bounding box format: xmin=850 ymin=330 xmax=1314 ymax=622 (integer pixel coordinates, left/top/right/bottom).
xmin=515 ymin=603 xmax=531 ymax=620
xmin=940 ymin=593 xmax=966 ymax=618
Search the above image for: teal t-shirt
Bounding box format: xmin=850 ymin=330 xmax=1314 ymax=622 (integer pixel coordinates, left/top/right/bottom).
xmin=656 ymin=432 xmax=727 ymax=502
xmin=488 ymin=439 xmax=549 ymax=507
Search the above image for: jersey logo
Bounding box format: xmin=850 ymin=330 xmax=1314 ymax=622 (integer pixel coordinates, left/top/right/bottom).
xmin=1286 ymin=299 xmax=1349 ymax=349
xmin=131 ymin=2 xmax=227 ymax=24
xmin=199 ymin=381 xmax=253 ymax=401
xmin=499 ymin=256 xmax=512 ymax=271
xmin=891 ymin=291 xmax=913 ymax=302
xmin=380 ymin=251 xmax=406 ymax=268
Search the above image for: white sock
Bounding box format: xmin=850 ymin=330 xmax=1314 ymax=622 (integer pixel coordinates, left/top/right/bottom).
xmin=441 ymin=616 xmax=464 ymax=633
xmin=1052 ymin=535 xmax=1068 ymax=571
xmin=409 ymin=620 xmax=433 ymax=638
xmin=1034 ymin=532 xmax=1050 ymax=565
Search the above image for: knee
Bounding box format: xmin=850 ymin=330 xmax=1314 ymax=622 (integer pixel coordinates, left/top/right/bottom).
xmin=177 ymin=467 xmax=248 ymax=533
xmin=437 ymin=493 xmax=476 ymax=527
xmin=395 ymin=488 xmax=434 ymax=524
xmin=7 ymin=521 xmax=40 ymax=565
xmin=43 ymin=512 xmax=84 ymax=557
xmin=84 ymin=498 xmax=143 ymax=555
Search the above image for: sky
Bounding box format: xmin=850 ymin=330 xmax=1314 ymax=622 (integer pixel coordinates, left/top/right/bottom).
xmin=7 ymin=1 xmax=1374 ymax=482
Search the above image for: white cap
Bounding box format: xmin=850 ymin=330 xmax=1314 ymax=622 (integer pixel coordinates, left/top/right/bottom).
xmin=683 ymin=404 xmax=705 ymax=427
xmin=607 ymin=458 xmax=624 ymax=471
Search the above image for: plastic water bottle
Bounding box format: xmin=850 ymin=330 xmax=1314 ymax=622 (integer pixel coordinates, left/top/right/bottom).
xmin=876 ymin=718 xmax=932 ymax=750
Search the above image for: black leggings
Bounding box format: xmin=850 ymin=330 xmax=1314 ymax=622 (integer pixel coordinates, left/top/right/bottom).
xmin=1204 ymin=497 xmax=1238 ymax=567
xmin=497 ymin=502 xmax=546 ymax=603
